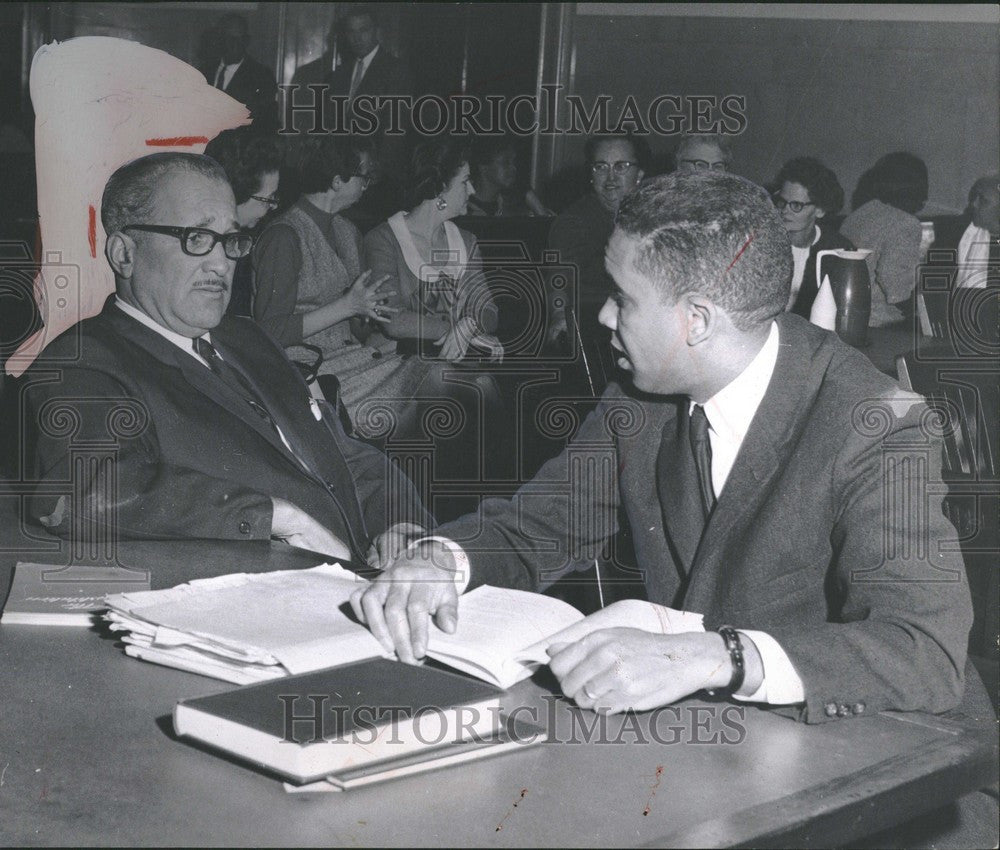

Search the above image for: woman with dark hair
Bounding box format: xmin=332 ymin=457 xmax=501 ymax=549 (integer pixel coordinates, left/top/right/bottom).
xmin=769 ymin=157 xmax=854 ymax=319
xmin=205 ymin=128 xmax=283 ymax=316
xmin=363 ymin=136 xmax=502 ymax=366
xmin=251 ymin=134 xmax=408 ymax=415
xmin=840 ymin=152 xmax=930 ymax=326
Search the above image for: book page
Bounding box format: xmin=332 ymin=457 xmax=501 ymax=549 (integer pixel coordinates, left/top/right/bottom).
xmin=516 ymin=599 xmax=705 ymax=664
xmin=425 ymin=586 xmax=583 ymax=688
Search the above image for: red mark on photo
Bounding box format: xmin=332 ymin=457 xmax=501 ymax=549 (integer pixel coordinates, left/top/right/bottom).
xmin=726 ymin=233 xmax=755 ymax=273
xmin=145 ymin=136 xmax=210 ymax=147
xmin=495 ymin=787 xmax=528 ymax=832
xmin=88 ymin=205 xmax=97 ymax=258
xmin=642 ymin=765 xmax=664 ymax=816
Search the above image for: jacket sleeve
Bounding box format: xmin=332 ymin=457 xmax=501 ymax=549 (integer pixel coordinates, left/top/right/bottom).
xmin=25 ymin=364 xmax=274 ymax=543
xmin=758 ymin=392 xmax=971 ymax=723
xmin=436 ymin=390 xmax=640 ymax=590
xmin=252 ymin=223 xmax=306 ymax=345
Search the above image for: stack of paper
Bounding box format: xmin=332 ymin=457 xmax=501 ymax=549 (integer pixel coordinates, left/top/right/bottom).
xmin=105 ymin=563 xmax=387 ymax=684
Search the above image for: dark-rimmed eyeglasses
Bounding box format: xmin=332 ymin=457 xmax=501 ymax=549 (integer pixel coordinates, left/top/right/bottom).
xmin=124 ymin=225 xmax=254 ymax=259
xmin=353 ymin=170 xmax=375 ymax=189
xmin=591 ymin=160 xmax=638 ymax=176
xmin=771 ymin=195 xmax=816 ymax=214
xmin=250 ymin=194 xmax=280 ymax=209
xmin=680 ymin=158 xmax=728 ymax=172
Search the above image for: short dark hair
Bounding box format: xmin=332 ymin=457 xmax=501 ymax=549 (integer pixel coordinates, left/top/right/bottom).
xmin=337 ymin=5 xmax=377 ymax=36
xmin=406 ymin=136 xmax=470 ymax=209
xmin=204 ymin=128 xmax=282 ymax=205
xmin=293 ymin=134 xmax=373 ymax=195
xmin=771 ymin=157 xmax=844 ymax=215
xmin=584 ymin=133 xmax=649 ymax=171
xmin=101 ymin=152 xmax=229 ymax=238
xmin=472 ymin=134 xmax=518 ymax=172
xmin=615 ymin=172 xmax=791 ymax=330
xmin=851 ymin=151 xmax=928 ymax=215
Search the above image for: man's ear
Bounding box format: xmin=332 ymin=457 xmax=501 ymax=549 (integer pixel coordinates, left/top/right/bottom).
xmin=105 ymin=232 xmax=135 ymax=278
xmin=685 ymin=293 xmax=716 ymax=346
xmin=815 ymin=207 xmax=826 ymax=220
xmin=635 ymin=168 xmax=645 ymax=186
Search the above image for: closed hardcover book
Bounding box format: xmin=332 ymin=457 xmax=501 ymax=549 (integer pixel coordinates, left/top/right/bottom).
xmin=173 ymin=658 xmax=503 ymax=784
xmin=1 ymin=563 xmax=150 ymax=626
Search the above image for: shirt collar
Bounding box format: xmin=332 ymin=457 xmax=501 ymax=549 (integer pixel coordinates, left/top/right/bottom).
xmin=114 ymin=296 xmax=210 ymax=361
xmin=357 ymin=44 xmax=379 ymax=69
xmin=217 ymin=57 xmax=244 ymax=72
xmin=694 ymin=321 xmax=780 ymax=445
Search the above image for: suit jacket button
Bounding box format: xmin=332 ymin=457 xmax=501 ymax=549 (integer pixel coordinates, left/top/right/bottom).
xmin=852 ymin=702 xmax=866 ymax=715
xmin=824 ymin=702 xmax=838 ymax=717
xmin=837 ymin=704 xmax=851 ymax=717
xmin=239 ymin=521 xmax=252 ymax=535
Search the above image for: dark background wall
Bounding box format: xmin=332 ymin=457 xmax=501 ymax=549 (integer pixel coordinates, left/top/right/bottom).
xmin=568 ymin=5 xmax=999 ymax=214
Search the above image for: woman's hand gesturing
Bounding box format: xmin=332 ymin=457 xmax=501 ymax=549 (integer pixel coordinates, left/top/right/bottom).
xmin=342 ymin=270 xmax=399 ymax=323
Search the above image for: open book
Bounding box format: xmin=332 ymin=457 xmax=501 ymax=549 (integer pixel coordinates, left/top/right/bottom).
xmin=106 ymin=564 xmax=703 ymax=688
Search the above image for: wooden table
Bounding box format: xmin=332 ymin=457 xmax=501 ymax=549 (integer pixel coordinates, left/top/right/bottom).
xmin=0 ymin=541 xmax=996 ymax=848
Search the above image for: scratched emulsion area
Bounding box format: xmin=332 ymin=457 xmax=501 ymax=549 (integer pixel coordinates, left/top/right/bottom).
xmin=6 ymin=36 xmax=249 ymax=376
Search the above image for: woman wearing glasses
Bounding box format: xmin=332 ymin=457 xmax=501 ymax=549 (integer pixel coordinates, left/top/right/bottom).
xmin=252 ymin=134 xmax=408 ymax=416
xmin=768 ymin=157 xmax=854 ymax=319
xmin=204 ymin=128 xmax=283 ymax=316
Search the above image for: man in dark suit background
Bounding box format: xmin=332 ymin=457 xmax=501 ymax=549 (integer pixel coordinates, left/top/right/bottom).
xmin=25 ymin=152 xmax=428 ymax=566
xmin=203 ymin=14 xmax=278 ymax=133
xmin=288 ymin=6 xmax=412 ymax=215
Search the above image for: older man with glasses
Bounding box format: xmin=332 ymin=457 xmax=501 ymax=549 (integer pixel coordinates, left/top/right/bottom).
xmin=24 ymin=152 xmax=430 ymax=570
xmin=674 ymin=132 xmax=733 ymax=173
xmin=546 ymin=132 xmax=648 ymax=347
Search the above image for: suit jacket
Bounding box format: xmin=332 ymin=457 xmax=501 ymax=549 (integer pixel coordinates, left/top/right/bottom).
xmin=204 ymin=55 xmax=278 ymax=131
xmin=25 ymin=299 xmax=430 ymax=560
xmin=289 ymin=49 xmax=412 ymax=178
xmin=437 ymin=314 xmax=974 ymax=723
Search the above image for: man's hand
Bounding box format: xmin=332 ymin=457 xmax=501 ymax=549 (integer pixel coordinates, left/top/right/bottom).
xmin=350 ymin=540 xmax=460 ymax=664
xmin=547 ymin=629 xmax=735 ymax=714
xmin=270 ymin=497 xmax=351 ymax=561
xmin=366 ymin=522 xmax=426 ymax=571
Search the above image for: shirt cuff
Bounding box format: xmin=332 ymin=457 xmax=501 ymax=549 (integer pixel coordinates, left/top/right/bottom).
xmin=408 ymin=535 xmax=470 ymax=595
xmin=733 ymin=630 xmax=806 ymax=705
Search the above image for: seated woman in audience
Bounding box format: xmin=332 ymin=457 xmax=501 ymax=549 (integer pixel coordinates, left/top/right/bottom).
xmin=252 ymin=134 xmax=409 ymax=416
xmin=840 ymin=152 xmax=930 ymax=326
xmin=466 ymin=135 xmax=552 ymax=217
xmin=362 ymin=136 xmax=504 ymax=451
xmin=204 ymin=127 xmax=283 ymax=317
xmin=769 ymin=157 xmax=854 ymax=318
xmin=364 ymin=136 xmax=503 ymax=366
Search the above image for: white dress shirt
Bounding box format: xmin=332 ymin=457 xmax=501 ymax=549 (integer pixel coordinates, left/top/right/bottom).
xmin=214 ymin=58 xmax=244 ymax=91
xmin=346 ymin=45 xmax=379 ymax=97
xmin=695 ymin=322 xmax=805 ymax=704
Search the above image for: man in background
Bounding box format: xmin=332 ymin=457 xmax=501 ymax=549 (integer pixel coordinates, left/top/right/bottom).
xmin=202 ymin=14 xmax=278 ymax=133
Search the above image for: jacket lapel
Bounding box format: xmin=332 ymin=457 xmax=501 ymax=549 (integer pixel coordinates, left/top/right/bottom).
xmin=104 ymin=306 xmax=304 ymax=467
xmin=683 ymin=316 xmax=829 ymax=600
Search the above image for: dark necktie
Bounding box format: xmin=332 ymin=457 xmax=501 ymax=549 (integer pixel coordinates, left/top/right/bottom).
xmin=689 ymin=404 xmax=716 ymax=519
xmin=193 ymin=337 xmax=278 ymax=432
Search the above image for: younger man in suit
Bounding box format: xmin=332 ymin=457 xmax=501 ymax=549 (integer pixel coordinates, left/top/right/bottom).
xmin=353 ymin=171 xmax=976 ymax=726
xmin=25 ymin=152 xmax=428 ymax=566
